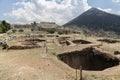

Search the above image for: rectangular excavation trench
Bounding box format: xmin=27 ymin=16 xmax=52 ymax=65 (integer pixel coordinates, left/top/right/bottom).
xmin=97 ymin=39 xmax=120 ymax=43
xmin=58 ymin=47 xmax=119 ymax=71
xmin=72 ymin=40 xmax=92 ymax=44
xmin=8 ymin=38 xmax=46 ymax=50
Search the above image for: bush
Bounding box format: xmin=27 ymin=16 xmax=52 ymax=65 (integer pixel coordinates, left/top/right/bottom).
xmin=63 ymin=30 xmax=70 ymax=34
xmin=12 ymin=29 xmax=17 ymax=33
xmin=0 ymin=26 xmax=2 ymax=33
xmin=58 ymin=30 xmax=70 ymax=35
xmin=47 ymin=28 xmax=56 ymax=34
xmin=58 ymin=31 xmax=64 ymax=35
xmin=51 ymin=51 xmax=56 ymax=56
xmin=19 ymin=29 xmax=24 ymax=32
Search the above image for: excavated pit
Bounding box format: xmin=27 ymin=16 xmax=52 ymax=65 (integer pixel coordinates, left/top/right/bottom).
xmin=8 ymin=45 xmax=40 ymax=50
xmin=58 ymin=47 xmax=119 ymax=71
xmin=59 ymin=40 xmax=71 ymax=46
xmin=97 ymin=39 xmax=120 ymax=43
xmin=114 ymin=51 xmax=120 ymax=55
xmin=25 ymin=39 xmax=46 ymax=42
xmin=8 ymin=38 xmax=44 ymax=50
xmin=58 ymin=37 xmax=71 ymax=46
xmin=21 ymin=41 xmax=37 ymax=45
xmin=72 ymin=40 xmax=91 ymax=44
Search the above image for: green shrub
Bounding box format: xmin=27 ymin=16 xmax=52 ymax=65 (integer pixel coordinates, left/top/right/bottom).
xmin=51 ymin=51 xmax=56 ymax=56
xmin=18 ymin=29 xmax=24 ymax=32
xmin=0 ymin=26 xmax=2 ymax=33
xmin=12 ymin=29 xmax=17 ymax=33
xmin=47 ymin=28 xmax=55 ymax=34
xmin=58 ymin=31 xmax=64 ymax=35
xmin=63 ymin=30 xmax=70 ymax=34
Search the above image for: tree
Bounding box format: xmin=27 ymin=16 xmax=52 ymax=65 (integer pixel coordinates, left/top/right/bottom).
xmin=0 ymin=24 xmax=3 ymax=33
xmin=33 ymin=21 xmax=37 ymax=26
xmin=0 ymin=20 xmax=11 ymax=33
xmin=31 ymin=21 xmax=37 ymax=31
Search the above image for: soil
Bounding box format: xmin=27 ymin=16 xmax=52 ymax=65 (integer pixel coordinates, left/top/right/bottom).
xmin=0 ymin=48 xmax=75 ymax=80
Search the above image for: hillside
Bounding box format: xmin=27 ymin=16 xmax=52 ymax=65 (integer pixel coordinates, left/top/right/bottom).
xmin=64 ymin=8 xmax=120 ymax=38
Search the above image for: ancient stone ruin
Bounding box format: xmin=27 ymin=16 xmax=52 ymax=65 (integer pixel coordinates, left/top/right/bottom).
xmin=58 ymin=47 xmax=119 ymax=71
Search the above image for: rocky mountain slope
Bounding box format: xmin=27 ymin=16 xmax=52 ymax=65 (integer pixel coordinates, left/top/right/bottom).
xmin=64 ymin=8 xmax=120 ymax=38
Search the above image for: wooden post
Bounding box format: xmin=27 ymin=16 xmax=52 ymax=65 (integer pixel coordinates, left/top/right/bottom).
xmin=80 ymin=66 xmax=82 ymax=80
xmin=46 ymin=43 xmax=48 ymax=54
xmin=75 ymin=68 xmax=77 ymax=80
xmin=44 ymin=41 xmax=48 ymax=55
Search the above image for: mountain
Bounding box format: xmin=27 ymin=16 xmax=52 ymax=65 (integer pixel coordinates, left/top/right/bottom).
xmin=64 ymin=8 xmax=120 ymax=38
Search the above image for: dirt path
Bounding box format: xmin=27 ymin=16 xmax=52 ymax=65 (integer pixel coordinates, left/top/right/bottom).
xmin=0 ymin=49 xmax=75 ymax=80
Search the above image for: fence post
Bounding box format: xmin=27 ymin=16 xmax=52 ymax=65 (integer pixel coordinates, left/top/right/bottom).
xmin=75 ymin=68 xmax=77 ymax=80
xmin=80 ymin=66 xmax=82 ymax=80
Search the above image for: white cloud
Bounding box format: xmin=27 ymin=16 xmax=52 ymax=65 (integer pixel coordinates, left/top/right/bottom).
xmin=98 ymin=7 xmax=120 ymax=15
xmin=4 ymin=0 xmax=91 ymax=25
xmin=98 ymin=8 xmax=112 ymax=13
xmin=112 ymin=0 xmax=120 ymax=3
xmin=82 ymin=0 xmax=91 ymax=10
xmin=118 ymin=11 xmax=120 ymax=13
xmin=117 ymin=11 xmax=120 ymax=15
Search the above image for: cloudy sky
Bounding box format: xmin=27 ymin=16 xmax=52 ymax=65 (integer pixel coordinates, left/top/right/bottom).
xmin=0 ymin=0 xmax=120 ymax=25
